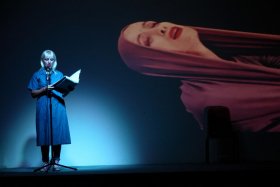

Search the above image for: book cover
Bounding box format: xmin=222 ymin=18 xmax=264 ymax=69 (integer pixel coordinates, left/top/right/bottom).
xmin=53 ymin=69 xmax=81 ymax=94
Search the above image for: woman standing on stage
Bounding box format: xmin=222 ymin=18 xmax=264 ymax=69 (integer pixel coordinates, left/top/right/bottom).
xmin=28 ymin=50 xmax=71 ymax=171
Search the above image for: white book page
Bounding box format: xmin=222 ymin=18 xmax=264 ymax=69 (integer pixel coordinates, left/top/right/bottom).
xmin=66 ymin=69 xmax=81 ymax=83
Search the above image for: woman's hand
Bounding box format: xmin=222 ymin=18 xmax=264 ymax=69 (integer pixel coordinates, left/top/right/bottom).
xmin=47 ymin=84 xmax=55 ymax=91
xmin=30 ymin=84 xmax=55 ymax=98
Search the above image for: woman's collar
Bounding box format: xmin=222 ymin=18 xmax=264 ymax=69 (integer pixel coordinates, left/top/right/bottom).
xmin=39 ymin=69 xmax=54 ymax=75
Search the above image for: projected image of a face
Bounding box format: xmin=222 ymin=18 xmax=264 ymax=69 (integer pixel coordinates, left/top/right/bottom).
xmin=123 ymin=22 xmax=199 ymax=53
xmin=122 ymin=21 xmax=221 ymax=60
xmin=118 ymin=21 xmax=280 ymax=132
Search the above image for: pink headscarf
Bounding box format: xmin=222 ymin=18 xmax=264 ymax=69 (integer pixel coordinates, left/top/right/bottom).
xmin=118 ymin=25 xmax=280 ymax=132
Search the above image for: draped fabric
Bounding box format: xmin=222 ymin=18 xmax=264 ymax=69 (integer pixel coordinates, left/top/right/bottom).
xmin=118 ymin=25 xmax=280 ymax=132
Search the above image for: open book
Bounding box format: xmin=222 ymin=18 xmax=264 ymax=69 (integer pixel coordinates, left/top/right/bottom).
xmin=53 ymin=69 xmax=81 ymax=94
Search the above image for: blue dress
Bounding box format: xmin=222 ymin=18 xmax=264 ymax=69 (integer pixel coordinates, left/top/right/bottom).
xmin=28 ymin=69 xmax=71 ymax=146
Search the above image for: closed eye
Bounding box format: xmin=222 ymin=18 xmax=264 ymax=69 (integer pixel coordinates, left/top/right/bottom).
xmin=150 ymin=22 xmax=157 ymax=28
xmin=144 ymin=21 xmax=158 ymax=28
xmin=143 ymin=35 xmax=152 ymax=46
xmin=137 ymin=34 xmax=152 ymax=47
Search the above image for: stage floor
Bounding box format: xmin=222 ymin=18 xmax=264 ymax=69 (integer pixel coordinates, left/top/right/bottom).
xmin=1 ymin=163 xmax=279 ymax=186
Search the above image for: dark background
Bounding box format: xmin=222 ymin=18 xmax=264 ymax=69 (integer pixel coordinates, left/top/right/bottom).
xmin=1 ymin=0 xmax=280 ymax=168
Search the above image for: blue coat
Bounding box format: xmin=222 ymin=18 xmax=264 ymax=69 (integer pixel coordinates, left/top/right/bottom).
xmin=28 ymin=69 xmax=71 ymax=146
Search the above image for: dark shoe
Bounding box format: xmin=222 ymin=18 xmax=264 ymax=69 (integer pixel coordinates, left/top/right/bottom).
xmin=40 ymin=162 xmax=49 ymax=172
xmin=53 ymin=160 xmax=60 ymax=171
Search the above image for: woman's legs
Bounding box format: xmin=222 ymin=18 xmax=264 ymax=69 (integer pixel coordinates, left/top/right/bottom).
xmin=52 ymin=144 xmax=61 ymax=171
xmin=41 ymin=145 xmax=49 ymax=162
xmin=41 ymin=144 xmax=61 ymax=171
xmin=41 ymin=144 xmax=61 ymax=162
xmin=53 ymin=144 xmax=61 ymax=161
xmin=40 ymin=146 xmax=49 ymax=171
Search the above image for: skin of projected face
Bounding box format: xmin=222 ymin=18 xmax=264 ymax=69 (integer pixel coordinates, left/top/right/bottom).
xmin=123 ymin=21 xmax=208 ymax=56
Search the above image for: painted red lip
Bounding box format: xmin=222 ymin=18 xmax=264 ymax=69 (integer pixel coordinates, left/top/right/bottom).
xmin=169 ymin=26 xmax=182 ymax=40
